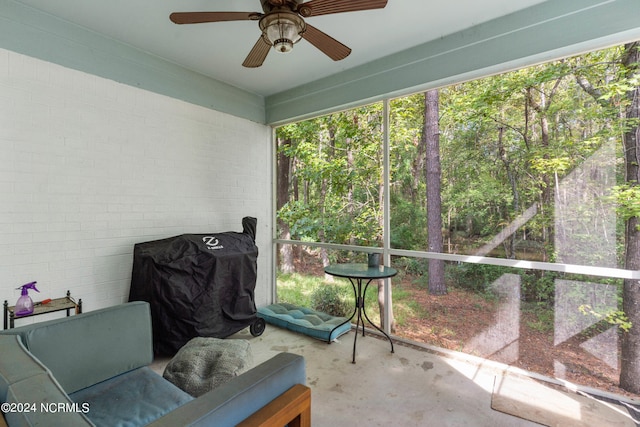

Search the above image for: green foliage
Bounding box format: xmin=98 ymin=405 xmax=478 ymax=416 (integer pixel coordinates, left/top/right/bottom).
xmin=276 ymin=273 xmax=321 ymax=307
xmin=520 ymin=271 xmax=557 ymax=302
xmin=396 ymin=257 xmax=430 ymax=276
xmin=390 ymin=197 xmax=427 ymax=249
xmin=310 ymin=285 xmax=351 ymax=317
xmin=277 ymin=270 xmax=430 ymax=329
xmin=599 ymin=73 xmax=640 ymax=102
xmin=446 ymin=263 xmax=508 ymax=294
xmin=447 ymin=264 xmax=558 ymax=303
xmin=579 ymin=304 xmax=632 ymax=332
xmin=277 ymin=273 xmax=355 ymax=318
xmin=277 ymin=43 xmax=631 ymax=260
xmin=277 ymin=42 xmax=638 ymax=302
xmin=389 ymin=285 xmax=428 ymax=327
xmin=607 ymin=183 xmax=640 ymax=229
xmin=273 ymin=43 xmax=640 ymax=393
xmin=275 ymin=104 xmax=383 ymax=246
xmin=523 ymin=302 xmax=555 ymax=333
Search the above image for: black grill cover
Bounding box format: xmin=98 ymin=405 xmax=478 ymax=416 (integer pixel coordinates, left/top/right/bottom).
xmin=129 ymin=217 xmax=258 ymax=355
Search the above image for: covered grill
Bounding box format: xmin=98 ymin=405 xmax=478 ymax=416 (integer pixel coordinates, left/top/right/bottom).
xmin=128 ymin=217 xmax=265 ymax=355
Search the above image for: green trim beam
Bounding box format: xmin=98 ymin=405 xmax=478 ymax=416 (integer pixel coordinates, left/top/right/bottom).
xmin=0 ymin=0 xmax=265 ymax=124
xmin=266 ymin=0 xmax=640 ymax=125
xmin=3 ymin=0 xmax=640 ymax=126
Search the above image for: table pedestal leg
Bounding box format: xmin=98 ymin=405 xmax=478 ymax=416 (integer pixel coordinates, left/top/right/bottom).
xmin=346 ymin=278 xmax=394 ymax=363
xmin=351 ymin=278 xmax=363 ymax=363
xmin=362 ymin=279 xmax=394 ymax=355
xmin=324 ymin=264 xmax=398 ymax=363
xmin=328 ymin=279 xmax=359 ymax=345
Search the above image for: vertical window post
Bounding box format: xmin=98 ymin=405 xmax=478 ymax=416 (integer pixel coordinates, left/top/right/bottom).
xmin=382 ymin=99 xmax=392 ymax=334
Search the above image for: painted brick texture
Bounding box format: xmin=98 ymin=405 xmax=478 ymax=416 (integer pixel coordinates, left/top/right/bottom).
xmin=0 ymin=48 xmax=272 ymax=319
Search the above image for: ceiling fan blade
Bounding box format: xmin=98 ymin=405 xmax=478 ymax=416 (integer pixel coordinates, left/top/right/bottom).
xmin=298 ymin=0 xmax=387 ymax=17
xmin=302 ymin=24 xmax=351 ymax=61
xmin=243 ymin=37 xmax=271 ymax=68
xmin=170 ymin=12 xmax=260 ymax=24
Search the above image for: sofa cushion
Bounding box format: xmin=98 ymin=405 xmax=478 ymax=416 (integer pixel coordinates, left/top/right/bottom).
xmin=0 ymin=335 xmax=48 ymax=403
xmin=5 ymin=372 xmax=92 ymax=427
xmin=7 ymin=302 xmax=154 ymax=394
xmin=163 ymin=337 xmax=253 ymax=397
xmin=258 ymin=303 xmax=351 ymax=342
xmin=69 ymin=367 xmax=193 ymax=427
xmin=147 ymin=352 xmax=306 ymax=427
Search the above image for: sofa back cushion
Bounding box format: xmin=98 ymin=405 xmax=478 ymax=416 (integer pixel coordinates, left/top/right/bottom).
xmin=7 ymin=302 xmax=154 ymax=394
xmin=0 ymin=334 xmax=93 ymax=426
xmin=5 ymin=373 xmax=93 ymax=427
xmin=0 ymin=335 xmax=48 ymax=402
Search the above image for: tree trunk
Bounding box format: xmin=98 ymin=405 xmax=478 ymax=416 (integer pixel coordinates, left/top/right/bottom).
xmin=412 ymin=134 xmax=425 ymax=204
xmin=620 ymin=41 xmax=640 ymax=394
xmin=526 ymin=84 xmax=556 ymax=261
xmin=319 ymin=127 xmax=335 ymax=281
xmin=621 ymin=217 xmax=640 ymax=393
xmin=378 ymin=279 xmax=395 ymax=332
xmin=424 ymin=90 xmax=446 ymax=295
xmin=347 ymin=139 xmax=355 ymax=245
xmin=277 ymin=137 xmax=295 ymax=273
xmin=497 ymin=125 xmax=519 ymax=259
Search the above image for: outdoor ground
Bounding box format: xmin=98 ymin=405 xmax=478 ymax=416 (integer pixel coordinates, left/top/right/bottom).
xmin=395 ymin=277 xmax=637 ymax=400
xmin=287 ymin=253 xmax=637 ymax=401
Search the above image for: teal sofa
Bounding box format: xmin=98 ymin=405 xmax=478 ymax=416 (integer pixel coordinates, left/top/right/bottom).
xmin=0 ymin=301 xmax=307 ymax=427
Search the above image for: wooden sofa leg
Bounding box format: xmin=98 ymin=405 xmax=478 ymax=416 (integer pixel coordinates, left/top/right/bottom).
xmin=285 ymin=401 xmax=311 ymax=427
xmin=236 ymin=384 xmax=311 ymax=427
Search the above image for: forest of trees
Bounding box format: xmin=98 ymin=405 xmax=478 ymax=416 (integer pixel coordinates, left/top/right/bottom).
xmin=276 ymin=42 xmax=640 ymax=393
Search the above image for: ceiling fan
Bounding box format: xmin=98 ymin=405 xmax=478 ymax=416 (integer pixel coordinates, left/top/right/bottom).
xmin=170 ymin=0 xmax=388 ymax=68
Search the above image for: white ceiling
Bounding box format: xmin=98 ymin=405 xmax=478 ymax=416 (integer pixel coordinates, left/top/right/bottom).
xmin=13 ymin=0 xmax=549 ymax=97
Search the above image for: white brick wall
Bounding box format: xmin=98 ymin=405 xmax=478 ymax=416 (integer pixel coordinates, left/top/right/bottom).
xmin=0 ymin=48 xmax=273 ymax=323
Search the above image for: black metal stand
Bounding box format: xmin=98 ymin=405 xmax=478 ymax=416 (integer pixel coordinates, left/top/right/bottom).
xmin=325 ymin=263 xmax=397 ymax=363
xmin=330 ymin=276 xmax=395 ymax=363
xmin=4 ymin=290 xmax=82 ymax=329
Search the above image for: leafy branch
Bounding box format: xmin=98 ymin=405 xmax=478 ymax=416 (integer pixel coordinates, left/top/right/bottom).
xmin=606 ymin=183 xmax=640 ymax=229
xmin=579 ymin=304 xmax=632 ymax=333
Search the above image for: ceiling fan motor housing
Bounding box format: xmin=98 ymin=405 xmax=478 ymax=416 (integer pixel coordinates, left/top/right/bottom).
xmin=261 ymin=0 xmax=303 ymax=13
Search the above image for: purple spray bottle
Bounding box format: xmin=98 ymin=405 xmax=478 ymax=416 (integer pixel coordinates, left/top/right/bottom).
xmin=15 ymin=281 xmax=39 ymax=316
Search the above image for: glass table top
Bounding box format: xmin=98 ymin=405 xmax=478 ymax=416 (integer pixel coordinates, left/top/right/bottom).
xmin=324 ymin=263 xmax=398 ymax=279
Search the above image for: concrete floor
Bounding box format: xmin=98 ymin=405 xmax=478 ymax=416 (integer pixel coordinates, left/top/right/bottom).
xmin=152 ymin=325 xmax=639 ymax=427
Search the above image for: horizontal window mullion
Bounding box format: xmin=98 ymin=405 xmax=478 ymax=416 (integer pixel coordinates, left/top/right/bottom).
xmin=274 ymin=239 xmax=639 ymax=280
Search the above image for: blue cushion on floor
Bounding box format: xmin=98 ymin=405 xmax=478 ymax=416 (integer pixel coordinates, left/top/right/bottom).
xmin=257 ymin=303 xmax=351 ymax=342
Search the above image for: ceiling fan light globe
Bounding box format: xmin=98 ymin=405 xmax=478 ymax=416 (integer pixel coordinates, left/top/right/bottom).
xmin=260 ymin=12 xmax=305 ymax=53
xmin=264 ymin=21 xmax=300 ymax=44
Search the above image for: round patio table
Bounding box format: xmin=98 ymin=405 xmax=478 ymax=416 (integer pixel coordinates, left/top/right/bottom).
xmin=324 ymin=263 xmax=397 ymax=363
